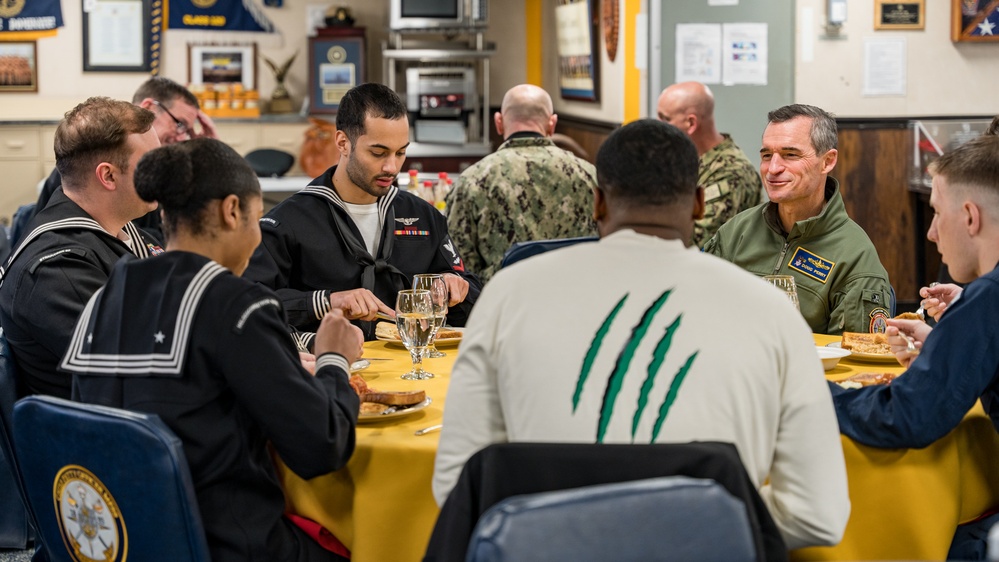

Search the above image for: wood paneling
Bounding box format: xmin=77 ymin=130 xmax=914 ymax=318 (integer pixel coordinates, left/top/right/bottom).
xmin=834 ymin=122 xmax=942 ymax=307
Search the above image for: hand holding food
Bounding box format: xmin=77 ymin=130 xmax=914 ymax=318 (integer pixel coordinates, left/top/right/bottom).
xmin=314 ymin=309 xmax=364 ymax=363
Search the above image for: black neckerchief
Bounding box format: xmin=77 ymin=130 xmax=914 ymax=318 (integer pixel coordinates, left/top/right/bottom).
xmin=324 ymin=197 xmax=409 ymax=338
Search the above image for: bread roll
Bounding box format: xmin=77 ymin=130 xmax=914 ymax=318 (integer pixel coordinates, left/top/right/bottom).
xmin=361 ymin=389 xmax=426 ymax=406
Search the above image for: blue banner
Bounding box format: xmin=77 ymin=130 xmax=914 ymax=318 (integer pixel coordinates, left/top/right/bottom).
xmin=0 ymin=0 xmax=64 ymax=35
xmin=167 ymin=0 xmax=273 ymax=32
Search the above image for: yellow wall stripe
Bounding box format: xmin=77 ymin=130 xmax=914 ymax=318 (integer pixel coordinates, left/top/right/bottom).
xmin=525 ymin=0 xmax=542 ymax=86
xmin=623 ymin=0 xmax=641 ymax=123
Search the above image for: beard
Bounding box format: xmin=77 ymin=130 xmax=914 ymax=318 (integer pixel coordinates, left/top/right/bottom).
xmin=345 ymin=154 xmax=394 ymax=199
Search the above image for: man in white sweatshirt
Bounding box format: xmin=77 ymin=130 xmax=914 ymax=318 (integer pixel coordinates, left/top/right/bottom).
xmin=432 ymin=118 xmax=850 ymax=550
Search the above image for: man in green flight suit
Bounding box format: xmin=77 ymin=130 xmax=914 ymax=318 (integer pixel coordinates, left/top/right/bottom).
xmin=704 ymin=104 xmax=892 ymax=335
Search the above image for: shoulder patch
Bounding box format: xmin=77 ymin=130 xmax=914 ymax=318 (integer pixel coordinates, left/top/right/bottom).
xmin=260 ymin=217 xmax=280 ymax=228
xmin=235 ymin=298 xmax=282 ymax=333
xmin=869 ymin=308 xmax=889 ymax=333
xmin=29 ymin=247 xmax=87 ymax=274
xmin=787 ymin=247 xmax=835 ymax=283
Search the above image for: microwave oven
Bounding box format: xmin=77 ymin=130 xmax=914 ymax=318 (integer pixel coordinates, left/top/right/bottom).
xmin=389 ymin=0 xmax=488 ymax=31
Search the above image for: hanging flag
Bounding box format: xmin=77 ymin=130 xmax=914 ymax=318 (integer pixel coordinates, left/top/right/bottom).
xmin=0 ymin=0 xmax=64 ymax=40
xmin=166 ymin=0 xmax=274 ymax=32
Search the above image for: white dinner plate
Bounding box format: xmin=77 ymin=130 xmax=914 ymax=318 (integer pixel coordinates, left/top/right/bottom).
xmin=376 ymin=328 xmax=464 ymax=348
xmin=358 ymin=397 xmax=432 ymax=423
xmin=826 ymin=341 xmax=899 ymax=363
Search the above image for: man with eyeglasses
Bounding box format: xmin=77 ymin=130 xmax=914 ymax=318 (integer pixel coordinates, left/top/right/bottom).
xmin=23 ymin=77 xmax=217 ymax=244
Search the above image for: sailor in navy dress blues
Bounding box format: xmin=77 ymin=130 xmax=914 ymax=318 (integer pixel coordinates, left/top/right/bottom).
xmin=65 ymin=138 xmax=361 ymax=562
xmin=244 ymin=83 xmax=480 ymax=339
xmin=0 ymin=98 xmax=163 ymax=400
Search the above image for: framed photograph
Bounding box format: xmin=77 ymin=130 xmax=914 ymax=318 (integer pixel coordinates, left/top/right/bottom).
xmin=555 ymin=0 xmax=600 ymax=102
xmin=0 ymin=41 xmax=38 ymax=93
xmin=952 ymin=0 xmax=999 ymax=41
xmin=875 ymin=0 xmax=925 ymax=30
xmin=188 ymin=44 xmax=257 ymax=90
xmin=83 ymin=0 xmax=153 ymax=72
xmin=308 ymin=28 xmax=366 ymax=114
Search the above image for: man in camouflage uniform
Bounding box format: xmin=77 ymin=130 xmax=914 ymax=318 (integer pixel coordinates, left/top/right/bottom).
xmin=658 ymin=82 xmax=762 ymax=248
xmin=446 ymin=84 xmax=597 ymax=282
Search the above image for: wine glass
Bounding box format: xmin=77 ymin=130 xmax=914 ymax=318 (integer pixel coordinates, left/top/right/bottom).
xmin=763 ymin=275 xmax=800 ymax=310
xmin=413 ymin=274 xmax=448 ymax=358
xmin=395 ymin=289 xmax=435 ymax=380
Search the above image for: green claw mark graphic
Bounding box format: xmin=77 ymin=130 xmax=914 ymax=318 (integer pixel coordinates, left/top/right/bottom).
xmin=632 ymin=314 xmax=682 ymax=440
xmin=651 ymin=352 xmax=699 ymax=442
xmin=596 ymin=290 xmax=671 ymax=443
xmin=573 ymin=294 xmax=628 ymax=413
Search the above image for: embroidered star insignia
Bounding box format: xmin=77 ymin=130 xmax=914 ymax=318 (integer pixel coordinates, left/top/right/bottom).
xmin=979 ymin=18 xmax=996 ymax=35
xmin=154 ymin=331 xmax=165 ymax=344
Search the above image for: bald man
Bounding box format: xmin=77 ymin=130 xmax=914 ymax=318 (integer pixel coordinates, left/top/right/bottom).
xmin=657 ymin=82 xmax=762 ymax=248
xmin=446 ymin=84 xmax=597 ymax=282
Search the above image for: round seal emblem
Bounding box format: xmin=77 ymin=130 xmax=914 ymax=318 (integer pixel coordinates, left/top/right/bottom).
xmin=0 ymin=0 xmax=26 ymax=18
xmin=191 ymin=0 xmax=217 ymax=8
xmin=326 ymin=46 xmax=347 ymax=64
xmin=54 ymin=465 xmax=127 ymax=562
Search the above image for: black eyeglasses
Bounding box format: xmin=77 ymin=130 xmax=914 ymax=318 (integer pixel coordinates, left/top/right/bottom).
xmin=152 ymin=100 xmax=189 ymax=135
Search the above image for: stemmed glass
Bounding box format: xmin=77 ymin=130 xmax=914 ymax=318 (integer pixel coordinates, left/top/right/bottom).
xmin=395 ymin=289 xmax=435 ymax=380
xmin=413 ymin=274 xmax=448 ymax=358
xmin=763 ymin=275 xmax=800 ymax=310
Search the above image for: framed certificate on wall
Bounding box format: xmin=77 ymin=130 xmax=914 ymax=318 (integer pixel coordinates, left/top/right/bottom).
xmin=308 ymin=27 xmax=366 ymax=114
xmin=555 ymin=0 xmax=599 ymax=102
xmin=82 ymin=0 xmax=153 ymax=72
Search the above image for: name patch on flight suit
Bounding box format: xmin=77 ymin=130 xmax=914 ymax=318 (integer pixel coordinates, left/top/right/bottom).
xmin=787 ymin=247 xmax=835 ymax=283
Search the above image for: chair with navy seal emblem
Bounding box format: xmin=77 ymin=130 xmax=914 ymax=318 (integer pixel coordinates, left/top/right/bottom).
xmin=12 ymin=395 xmax=210 ymax=562
xmin=499 ymin=236 xmax=599 ymax=270
xmin=465 ymin=476 xmax=758 ymax=562
xmin=0 ymin=329 xmax=42 ymax=555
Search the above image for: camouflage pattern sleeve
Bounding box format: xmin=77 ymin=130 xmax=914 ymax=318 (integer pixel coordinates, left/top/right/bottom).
xmin=693 ymin=136 xmax=763 ymax=249
xmin=445 ymin=175 xmax=487 ymax=280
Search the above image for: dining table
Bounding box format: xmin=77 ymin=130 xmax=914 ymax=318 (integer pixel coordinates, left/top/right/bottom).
xmin=275 ymin=334 xmax=999 ymax=562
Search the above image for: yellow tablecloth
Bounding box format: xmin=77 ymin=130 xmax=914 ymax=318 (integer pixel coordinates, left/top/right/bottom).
xmin=794 ymin=335 xmax=999 ymax=561
xmin=276 ymin=342 xmax=451 ymax=562
xmin=278 ymin=335 xmax=999 ymax=562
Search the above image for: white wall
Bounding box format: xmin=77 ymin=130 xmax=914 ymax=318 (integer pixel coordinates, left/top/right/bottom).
xmin=795 ymin=0 xmax=999 ymax=117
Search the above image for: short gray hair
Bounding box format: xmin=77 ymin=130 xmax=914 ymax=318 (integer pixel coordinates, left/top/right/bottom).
xmin=767 ymin=104 xmax=837 ymax=154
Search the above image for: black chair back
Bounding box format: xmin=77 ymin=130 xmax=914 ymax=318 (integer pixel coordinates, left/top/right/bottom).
xmin=499 ymin=236 xmax=598 ymax=270
xmin=424 ymin=441 xmax=787 ymax=562
xmin=13 ymin=395 xmax=210 ymax=562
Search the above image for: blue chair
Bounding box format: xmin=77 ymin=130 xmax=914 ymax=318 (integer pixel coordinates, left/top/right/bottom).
xmin=466 ymin=476 xmax=757 ymax=562
xmin=12 ymin=395 xmax=210 ymax=562
xmin=0 ymin=330 xmax=39 ymax=553
xmin=499 ymin=236 xmax=598 ymax=270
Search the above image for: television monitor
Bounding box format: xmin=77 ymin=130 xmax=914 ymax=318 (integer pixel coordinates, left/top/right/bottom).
xmin=389 ymin=0 xmax=488 ymax=31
